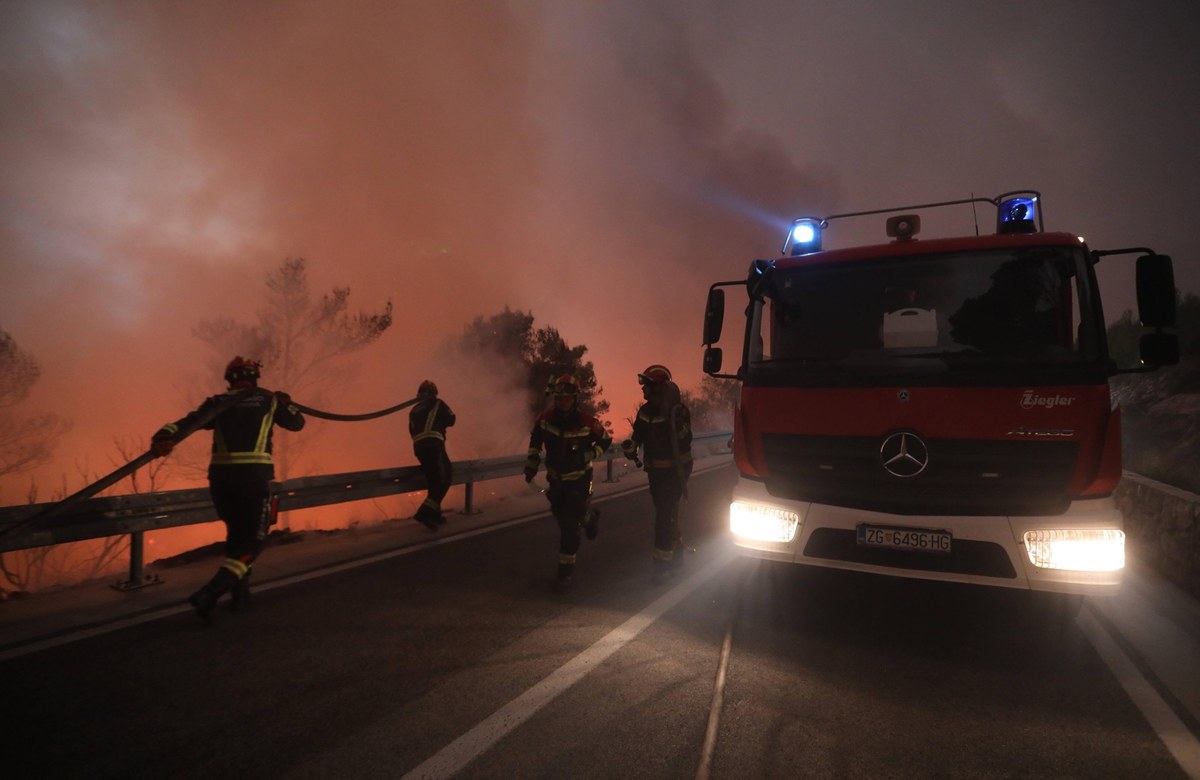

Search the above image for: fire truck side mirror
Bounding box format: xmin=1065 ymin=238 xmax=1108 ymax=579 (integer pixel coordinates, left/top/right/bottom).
xmin=1132 ymin=254 xmax=1179 ymax=368
xmin=704 ymin=288 xmax=726 ymax=345
xmin=1139 ymin=334 xmax=1179 ymax=367
xmin=703 ymin=347 xmax=724 ymax=374
xmin=1136 ymin=253 xmax=1176 ymax=328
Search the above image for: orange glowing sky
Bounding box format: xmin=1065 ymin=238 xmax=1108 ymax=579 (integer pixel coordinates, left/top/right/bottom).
xmin=2 ymin=1 xmax=1199 ymax=506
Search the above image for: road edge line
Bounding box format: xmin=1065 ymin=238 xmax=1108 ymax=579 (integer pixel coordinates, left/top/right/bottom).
xmin=1077 ymin=602 xmax=1200 ymax=779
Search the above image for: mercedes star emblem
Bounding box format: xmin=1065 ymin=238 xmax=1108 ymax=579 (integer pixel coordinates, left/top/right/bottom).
xmin=879 ymin=431 xmax=929 ymax=478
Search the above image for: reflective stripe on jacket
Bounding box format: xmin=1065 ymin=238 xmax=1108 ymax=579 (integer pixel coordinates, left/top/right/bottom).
xmin=526 ymin=408 xmax=612 ymax=482
xmin=155 ymin=388 xmax=305 ymax=478
xmin=629 ymin=401 xmax=692 ymax=470
xmin=409 ymin=398 xmax=456 ymax=444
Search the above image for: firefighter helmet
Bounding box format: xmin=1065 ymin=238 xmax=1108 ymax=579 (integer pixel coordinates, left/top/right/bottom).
xmin=224 ymin=356 xmax=262 ymax=385
xmin=638 ymin=364 xmax=672 ymax=385
xmin=418 ymin=380 xmax=438 ymax=397
xmin=551 ymin=374 xmax=579 ymax=396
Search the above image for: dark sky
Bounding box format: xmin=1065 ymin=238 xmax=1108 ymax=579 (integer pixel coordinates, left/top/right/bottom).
xmin=2 ymin=0 xmax=1198 ymax=502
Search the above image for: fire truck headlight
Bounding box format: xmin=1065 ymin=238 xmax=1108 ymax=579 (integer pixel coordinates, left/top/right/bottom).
xmin=1022 ymin=529 xmax=1124 ymax=572
xmin=786 ymin=218 xmax=823 ymax=255
xmin=731 ymin=501 xmax=800 ymax=543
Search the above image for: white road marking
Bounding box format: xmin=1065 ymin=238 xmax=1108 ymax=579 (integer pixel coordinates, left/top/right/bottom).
xmin=1 ymin=464 xmax=733 ymax=662
xmin=0 ymin=515 xmax=540 ymax=663
xmin=0 ymin=477 xmax=674 ymax=662
xmin=1078 ymin=603 xmax=1200 ymax=779
xmin=401 ymin=548 xmax=738 ymax=780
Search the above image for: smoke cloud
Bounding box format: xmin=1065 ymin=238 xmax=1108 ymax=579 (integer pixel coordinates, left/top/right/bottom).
xmin=3 ymin=0 xmax=1198 ymax=530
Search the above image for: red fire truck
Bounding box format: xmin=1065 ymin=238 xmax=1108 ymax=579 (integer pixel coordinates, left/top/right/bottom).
xmin=702 ymin=191 xmax=1178 ymax=595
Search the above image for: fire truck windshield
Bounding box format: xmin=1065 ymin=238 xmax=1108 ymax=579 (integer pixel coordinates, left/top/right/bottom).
xmin=747 ymin=246 xmax=1102 ymax=384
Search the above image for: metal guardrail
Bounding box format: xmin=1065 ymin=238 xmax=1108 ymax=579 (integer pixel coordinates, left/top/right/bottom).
xmin=0 ymin=432 xmax=733 ymax=588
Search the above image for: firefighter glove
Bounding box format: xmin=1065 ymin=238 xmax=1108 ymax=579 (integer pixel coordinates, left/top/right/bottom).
xmin=620 ymin=438 xmax=638 ymax=458
xmin=523 ymin=467 xmax=537 ymax=483
xmin=151 ymin=432 xmax=175 ymax=457
xmin=274 ymin=391 xmax=292 ymax=406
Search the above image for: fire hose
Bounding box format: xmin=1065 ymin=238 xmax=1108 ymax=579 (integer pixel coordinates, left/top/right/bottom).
xmin=293 ymin=397 xmax=418 ymax=421
xmin=0 ymin=394 xmax=420 ymax=543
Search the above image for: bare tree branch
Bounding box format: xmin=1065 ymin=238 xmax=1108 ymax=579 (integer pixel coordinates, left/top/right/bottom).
xmin=0 ymin=329 xmax=70 ymax=481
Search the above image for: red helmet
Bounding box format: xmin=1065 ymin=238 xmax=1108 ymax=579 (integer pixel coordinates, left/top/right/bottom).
xmin=418 ymin=380 xmax=438 ymax=397
xmin=637 ymin=364 xmax=672 ymax=385
xmin=224 ymin=356 xmax=262 ymax=385
xmin=551 ymin=374 xmax=579 ymax=396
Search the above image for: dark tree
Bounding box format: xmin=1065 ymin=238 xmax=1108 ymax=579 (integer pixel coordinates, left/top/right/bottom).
xmin=456 ymin=307 xmax=608 ymax=420
xmin=683 ymin=375 xmax=740 ymax=431
xmin=194 ymin=257 xmax=393 ymax=392
xmin=0 ymin=329 xmax=69 ymax=481
xmin=1108 ymin=291 xmax=1200 ymax=492
xmin=192 ymin=257 xmax=393 ymax=481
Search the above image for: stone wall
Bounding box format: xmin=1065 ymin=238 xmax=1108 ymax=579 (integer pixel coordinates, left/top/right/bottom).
xmin=1115 ymin=472 xmax=1200 ymax=600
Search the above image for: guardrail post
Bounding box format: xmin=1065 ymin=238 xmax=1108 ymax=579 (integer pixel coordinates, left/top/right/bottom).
xmin=111 ymin=531 xmax=163 ymax=591
xmin=462 ymin=482 xmax=480 ymax=515
xmin=605 ymin=458 xmax=615 ymax=483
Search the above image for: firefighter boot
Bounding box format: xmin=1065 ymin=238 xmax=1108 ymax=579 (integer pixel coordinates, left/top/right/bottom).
xmin=188 ymin=567 xmax=238 ymax=625
xmin=584 ymin=508 xmax=600 ymax=541
xmin=414 ymin=505 xmax=439 ymax=532
xmin=670 ymin=540 xmax=687 ymax=575
xmin=230 ymin=568 xmax=252 ymax=612
xmin=652 ymin=556 xmax=672 ymax=585
xmin=551 ymin=562 xmax=575 ymax=594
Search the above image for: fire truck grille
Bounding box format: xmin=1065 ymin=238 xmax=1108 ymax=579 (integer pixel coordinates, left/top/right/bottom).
xmin=760 ymin=434 xmax=1079 ymax=516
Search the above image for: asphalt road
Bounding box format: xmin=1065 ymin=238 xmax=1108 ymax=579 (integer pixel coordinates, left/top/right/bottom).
xmin=1 ymin=466 xmax=1195 ymax=779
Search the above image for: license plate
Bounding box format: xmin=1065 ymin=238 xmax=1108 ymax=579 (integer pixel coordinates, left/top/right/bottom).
xmin=857 ymin=524 xmax=952 ymax=554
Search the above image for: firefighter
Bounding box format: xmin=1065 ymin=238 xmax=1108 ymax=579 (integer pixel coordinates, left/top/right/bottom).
xmin=409 ymin=379 xmax=455 ymax=531
xmin=151 ymin=357 xmax=305 ymax=624
xmin=620 ymin=364 xmax=693 ymax=583
xmin=524 ymin=374 xmax=611 ymax=593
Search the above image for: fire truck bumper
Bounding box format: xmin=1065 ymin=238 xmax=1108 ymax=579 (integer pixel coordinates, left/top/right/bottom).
xmin=728 ymin=478 xmax=1124 ymax=596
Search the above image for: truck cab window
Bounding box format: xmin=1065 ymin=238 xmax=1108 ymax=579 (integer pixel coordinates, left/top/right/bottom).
xmin=756 ymin=248 xmax=1089 ymax=371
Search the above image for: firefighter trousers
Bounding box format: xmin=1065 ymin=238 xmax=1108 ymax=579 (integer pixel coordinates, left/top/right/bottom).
xmin=647 ymin=464 xmax=690 ymax=558
xmin=547 ymin=475 xmax=593 ymax=568
xmin=210 ymin=477 xmax=274 ymax=568
xmin=414 ymin=439 xmax=452 ymax=520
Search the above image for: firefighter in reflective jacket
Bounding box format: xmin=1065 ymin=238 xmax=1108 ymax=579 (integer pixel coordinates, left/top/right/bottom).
xmin=524 ymin=374 xmax=611 ymax=592
xmin=621 ymin=364 xmax=692 ymax=583
xmin=151 ymin=357 xmax=305 ymax=624
xmin=409 ymin=379 xmax=455 ymax=531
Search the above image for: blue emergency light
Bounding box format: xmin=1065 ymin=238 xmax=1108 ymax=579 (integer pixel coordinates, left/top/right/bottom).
xmin=785 ymin=217 xmax=823 ymax=255
xmin=997 ymin=194 xmax=1039 ymax=234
